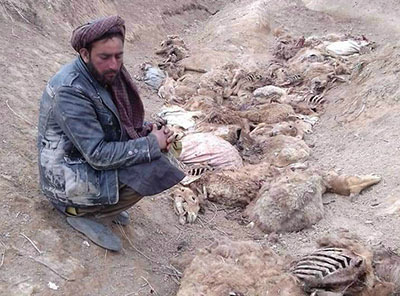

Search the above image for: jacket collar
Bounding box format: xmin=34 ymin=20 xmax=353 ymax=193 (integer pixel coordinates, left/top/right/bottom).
xmin=75 ymin=57 xmax=121 ymax=124
xmin=75 ymin=56 xmax=95 ymax=85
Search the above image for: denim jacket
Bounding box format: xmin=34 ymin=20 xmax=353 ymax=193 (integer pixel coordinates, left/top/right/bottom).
xmin=37 ymin=57 xmax=183 ymax=207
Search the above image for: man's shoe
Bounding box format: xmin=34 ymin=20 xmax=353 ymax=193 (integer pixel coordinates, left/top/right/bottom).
xmin=112 ymin=211 xmax=130 ymax=226
xmin=66 ymin=217 xmax=122 ymax=252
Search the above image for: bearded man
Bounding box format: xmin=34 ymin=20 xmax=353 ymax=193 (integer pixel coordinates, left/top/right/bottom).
xmin=37 ymin=16 xmax=184 ymax=251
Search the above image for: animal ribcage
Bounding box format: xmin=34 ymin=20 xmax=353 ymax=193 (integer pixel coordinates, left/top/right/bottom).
xmin=286 ymin=74 xmax=303 ymax=85
xmin=186 ymin=165 xmax=214 ymax=176
xmin=245 ymin=72 xmax=263 ymax=83
xmin=180 ymin=164 xmax=214 ymax=186
xmin=291 ymin=247 xmax=364 ymax=287
xmin=306 ymin=94 xmax=326 ymax=109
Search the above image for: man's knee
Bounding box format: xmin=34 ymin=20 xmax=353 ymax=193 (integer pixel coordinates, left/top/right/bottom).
xmin=118 ymin=185 xmax=143 ymax=204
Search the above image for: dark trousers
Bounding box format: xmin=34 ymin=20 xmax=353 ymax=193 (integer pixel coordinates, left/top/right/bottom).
xmin=61 ymin=184 xmax=143 ymax=218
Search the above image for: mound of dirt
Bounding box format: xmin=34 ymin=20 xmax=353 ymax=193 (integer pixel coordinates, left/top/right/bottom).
xmin=303 ymin=0 xmax=400 ymax=36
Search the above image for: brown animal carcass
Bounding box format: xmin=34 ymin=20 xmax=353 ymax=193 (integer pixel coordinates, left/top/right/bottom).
xmin=246 ymin=170 xmax=325 ymax=233
xmin=296 ymin=235 xmax=395 ymax=296
xmin=250 ymin=122 xmax=298 ymax=141
xmin=240 ymin=102 xmax=296 ymax=124
xmin=195 ymin=124 xmax=241 ymax=145
xmin=192 ymin=162 xmax=271 ymax=207
xmin=259 ymin=135 xmax=311 ymax=167
xmin=176 ymin=239 xmax=306 ymax=296
xmin=323 ymin=171 xmax=381 ymax=197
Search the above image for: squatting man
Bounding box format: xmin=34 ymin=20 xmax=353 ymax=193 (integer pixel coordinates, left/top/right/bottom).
xmin=37 ymin=16 xmax=185 ymax=251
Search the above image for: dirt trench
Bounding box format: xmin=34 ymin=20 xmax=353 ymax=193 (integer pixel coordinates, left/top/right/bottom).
xmin=1 ymin=0 xmax=400 ymax=295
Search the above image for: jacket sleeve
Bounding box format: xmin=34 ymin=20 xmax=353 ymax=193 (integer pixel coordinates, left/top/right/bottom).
xmin=52 ymin=85 xmax=161 ymax=170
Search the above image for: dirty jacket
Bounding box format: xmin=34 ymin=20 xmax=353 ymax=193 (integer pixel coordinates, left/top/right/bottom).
xmin=38 ymin=57 xmax=184 ymax=207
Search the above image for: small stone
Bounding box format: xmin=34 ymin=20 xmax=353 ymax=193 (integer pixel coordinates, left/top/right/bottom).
xmin=246 ymin=222 xmax=254 ymax=228
xmin=48 ymin=282 xmax=59 ymax=290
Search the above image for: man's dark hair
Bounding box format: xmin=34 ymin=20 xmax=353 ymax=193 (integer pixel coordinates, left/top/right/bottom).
xmin=86 ymin=32 xmax=124 ymax=52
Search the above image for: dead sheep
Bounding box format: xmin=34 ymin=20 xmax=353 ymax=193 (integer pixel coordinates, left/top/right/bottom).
xmin=258 ymin=134 xmax=311 ymax=167
xmin=194 ymin=124 xmax=241 ymax=145
xmin=250 ymin=122 xmax=298 ymax=140
xmin=294 ymin=119 xmax=313 ymax=139
xmin=289 ymin=100 xmax=319 ymax=116
xmin=245 ymin=169 xmax=325 ymax=233
xmin=184 ymin=95 xmax=217 ymax=111
xmin=249 ymin=120 xmax=313 ymax=141
xmin=174 ymin=84 xmax=197 ymax=101
xmin=233 ymin=166 xmax=382 ymax=233
xmin=265 ymin=62 xmax=291 ymax=85
xmin=291 ymin=247 xmax=368 ymax=294
xmin=240 ymin=102 xmax=296 ymax=124
xmin=158 ymin=76 xmax=198 ymax=104
xmin=202 ymin=106 xmax=250 ymax=132
xmin=252 ymin=85 xmax=288 ymax=104
xmin=273 ymin=34 xmax=305 ymax=61
xmin=177 ymin=73 xmax=202 ymax=89
xmin=293 ymin=48 xmax=326 ymax=64
xmin=176 ymin=239 xmax=306 ymax=296
xmin=155 ymin=35 xmax=188 ymax=62
xmin=158 ymin=35 xmax=186 ymax=49
xmin=198 ymin=69 xmax=233 ymax=90
xmin=311 ymin=235 xmax=395 ymax=296
xmin=197 ymin=69 xmax=233 ymax=103
xmin=160 ymin=62 xmax=186 ymax=80
xmin=295 ymin=62 xmax=334 ymax=82
xmin=227 ymin=68 xmax=272 ymax=102
xmin=191 ymin=162 xmax=272 ymax=207
xmin=323 ymin=171 xmax=381 ymax=197
xmin=158 ymin=77 xmax=182 ymax=104
xmin=241 ymin=168 xmax=381 ymax=233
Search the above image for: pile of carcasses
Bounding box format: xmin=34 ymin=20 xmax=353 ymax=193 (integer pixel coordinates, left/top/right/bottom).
xmin=144 ymin=34 xmax=379 ymax=231
xmin=140 ymin=33 xmax=396 ymax=295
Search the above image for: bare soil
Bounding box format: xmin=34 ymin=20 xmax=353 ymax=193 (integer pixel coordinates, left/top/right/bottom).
xmin=1 ymin=0 xmax=400 ymax=295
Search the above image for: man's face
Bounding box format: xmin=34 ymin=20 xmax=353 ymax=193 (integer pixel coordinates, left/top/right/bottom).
xmin=80 ymin=36 xmax=124 ymax=85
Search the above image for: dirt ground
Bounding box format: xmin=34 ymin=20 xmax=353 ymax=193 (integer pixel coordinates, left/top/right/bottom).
xmin=1 ymin=0 xmax=400 ymax=295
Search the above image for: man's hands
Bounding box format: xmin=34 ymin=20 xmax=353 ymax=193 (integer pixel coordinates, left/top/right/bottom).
xmin=150 ymin=124 xmax=175 ymax=151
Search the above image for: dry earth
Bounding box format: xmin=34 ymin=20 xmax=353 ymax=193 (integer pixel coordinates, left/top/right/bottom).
xmin=0 ymin=0 xmax=400 ymax=295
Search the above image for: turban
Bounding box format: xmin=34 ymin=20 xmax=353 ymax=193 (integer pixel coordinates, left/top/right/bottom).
xmin=71 ymin=16 xmax=145 ymax=140
xmin=71 ymin=15 xmax=125 ymax=52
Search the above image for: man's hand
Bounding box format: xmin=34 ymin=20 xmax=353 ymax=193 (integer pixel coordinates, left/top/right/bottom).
xmin=151 ymin=124 xmax=175 ymax=151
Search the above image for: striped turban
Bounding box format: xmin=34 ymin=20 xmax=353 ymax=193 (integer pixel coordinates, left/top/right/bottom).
xmin=71 ymin=15 xmax=125 ymax=51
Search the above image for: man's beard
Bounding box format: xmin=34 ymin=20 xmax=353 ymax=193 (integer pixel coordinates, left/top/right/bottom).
xmin=86 ymin=60 xmax=119 ymax=86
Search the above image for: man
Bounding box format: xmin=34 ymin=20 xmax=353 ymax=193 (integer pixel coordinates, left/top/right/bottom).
xmin=37 ymin=16 xmax=185 ymax=251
